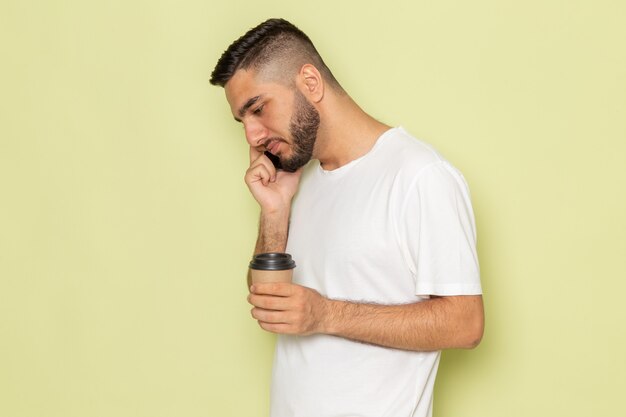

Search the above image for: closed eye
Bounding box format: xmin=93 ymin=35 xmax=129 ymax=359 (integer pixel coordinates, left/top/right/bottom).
xmin=253 ymin=105 xmax=264 ymax=115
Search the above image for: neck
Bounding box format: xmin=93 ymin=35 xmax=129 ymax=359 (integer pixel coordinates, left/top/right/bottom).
xmin=313 ymin=92 xmax=391 ymax=171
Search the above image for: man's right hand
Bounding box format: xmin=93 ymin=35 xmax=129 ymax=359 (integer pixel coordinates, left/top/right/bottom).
xmin=245 ymin=147 xmax=302 ymax=214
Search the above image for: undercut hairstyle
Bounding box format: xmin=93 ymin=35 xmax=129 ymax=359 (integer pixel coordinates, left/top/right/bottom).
xmin=210 ymin=18 xmax=342 ymax=90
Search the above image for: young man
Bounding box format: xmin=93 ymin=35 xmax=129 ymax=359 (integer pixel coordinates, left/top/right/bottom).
xmin=210 ymin=18 xmax=484 ymax=417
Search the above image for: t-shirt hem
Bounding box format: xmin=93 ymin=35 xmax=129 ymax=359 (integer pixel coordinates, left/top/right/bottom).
xmin=415 ymin=281 xmax=483 ymax=297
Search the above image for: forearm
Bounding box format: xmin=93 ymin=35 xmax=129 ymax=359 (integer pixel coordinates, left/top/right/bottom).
xmin=253 ymin=208 xmax=290 ymax=254
xmin=321 ymin=295 xmax=484 ymax=351
xmin=247 ymin=209 xmax=290 ymax=287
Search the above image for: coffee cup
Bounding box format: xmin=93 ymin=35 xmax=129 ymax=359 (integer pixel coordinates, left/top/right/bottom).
xmin=249 ymin=253 xmax=296 ymax=284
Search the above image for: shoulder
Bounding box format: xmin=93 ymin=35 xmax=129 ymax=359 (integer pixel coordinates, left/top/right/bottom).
xmin=369 ymin=128 xmax=474 ymax=210
xmin=373 ymin=127 xmax=453 ymax=180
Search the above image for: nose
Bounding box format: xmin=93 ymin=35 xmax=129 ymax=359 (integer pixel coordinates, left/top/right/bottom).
xmin=243 ymin=119 xmax=269 ymax=147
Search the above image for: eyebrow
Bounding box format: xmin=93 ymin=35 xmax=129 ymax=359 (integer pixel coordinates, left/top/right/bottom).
xmin=234 ymin=95 xmax=262 ymax=122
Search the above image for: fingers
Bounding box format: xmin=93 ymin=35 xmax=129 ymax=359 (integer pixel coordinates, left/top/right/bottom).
xmin=250 ymin=302 xmax=315 ymax=335
xmin=248 ymin=293 xmax=290 ymax=311
xmin=250 ymin=282 xmax=293 ymax=296
xmin=249 ymin=145 xmax=264 ymax=164
xmin=249 ymin=302 xmax=303 ymax=335
xmin=247 ymin=283 xmax=293 ymax=313
xmin=258 ymin=322 xmax=292 ymax=334
xmin=251 ymin=307 xmax=288 ymax=323
xmin=246 ymin=150 xmax=277 ymax=186
xmin=247 ymin=284 xmax=322 ymax=336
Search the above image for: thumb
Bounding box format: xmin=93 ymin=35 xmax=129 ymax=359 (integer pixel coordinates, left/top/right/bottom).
xmin=249 ymin=146 xmax=264 ymax=163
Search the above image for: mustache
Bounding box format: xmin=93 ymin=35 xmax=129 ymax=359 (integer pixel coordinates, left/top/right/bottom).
xmin=263 ymin=137 xmax=286 ymax=150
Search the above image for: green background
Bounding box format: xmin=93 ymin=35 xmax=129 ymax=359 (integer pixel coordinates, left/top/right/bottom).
xmin=1 ymin=0 xmax=625 ymax=416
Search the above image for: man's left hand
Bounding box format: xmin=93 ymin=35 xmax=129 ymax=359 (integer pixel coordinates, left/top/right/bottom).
xmin=248 ymin=282 xmax=329 ymax=336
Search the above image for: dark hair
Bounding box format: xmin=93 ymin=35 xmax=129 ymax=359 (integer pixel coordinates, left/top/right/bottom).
xmin=210 ymin=18 xmax=340 ymax=89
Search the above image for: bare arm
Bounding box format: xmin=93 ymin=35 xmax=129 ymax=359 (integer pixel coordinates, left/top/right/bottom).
xmin=249 ymin=283 xmax=484 ymax=351
xmin=324 ymin=294 xmax=484 ymax=350
xmin=246 ymin=209 xmax=290 ymax=287
xmin=244 ymin=147 xmax=301 ymax=286
xmin=253 ymin=209 xmax=290 ymax=254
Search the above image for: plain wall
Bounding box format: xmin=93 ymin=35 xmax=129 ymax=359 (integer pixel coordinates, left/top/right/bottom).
xmin=1 ymin=1 xmax=625 ymax=416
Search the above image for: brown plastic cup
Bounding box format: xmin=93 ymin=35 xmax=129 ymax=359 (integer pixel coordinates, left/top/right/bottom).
xmin=249 ymin=253 xmax=296 ymax=284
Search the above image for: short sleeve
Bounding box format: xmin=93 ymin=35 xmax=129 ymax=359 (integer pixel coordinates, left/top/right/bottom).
xmin=398 ymin=161 xmax=482 ymax=296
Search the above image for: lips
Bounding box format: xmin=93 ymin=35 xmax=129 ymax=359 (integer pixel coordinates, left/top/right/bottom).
xmin=266 ymin=140 xmax=281 ymax=155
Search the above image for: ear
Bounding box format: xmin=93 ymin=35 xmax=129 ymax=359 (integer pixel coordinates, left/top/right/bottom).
xmin=298 ymin=64 xmax=324 ymax=103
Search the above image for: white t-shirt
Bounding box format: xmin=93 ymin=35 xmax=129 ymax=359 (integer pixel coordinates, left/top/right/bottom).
xmin=271 ymin=127 xmax=482 ymax=417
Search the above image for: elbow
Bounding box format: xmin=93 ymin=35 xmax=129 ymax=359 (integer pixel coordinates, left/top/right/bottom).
xmin=462 ymin=320 xmax=484 ymax=349
xmin=458 ymin=298 xmax=485 ymax=349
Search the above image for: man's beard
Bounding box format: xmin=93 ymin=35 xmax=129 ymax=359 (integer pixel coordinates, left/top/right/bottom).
xmin=279 ymin=90 xmax=320 ymax=172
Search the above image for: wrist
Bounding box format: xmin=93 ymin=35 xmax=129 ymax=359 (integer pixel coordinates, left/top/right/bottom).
xmin=260 ymin=206 xmax=290 ymax=220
